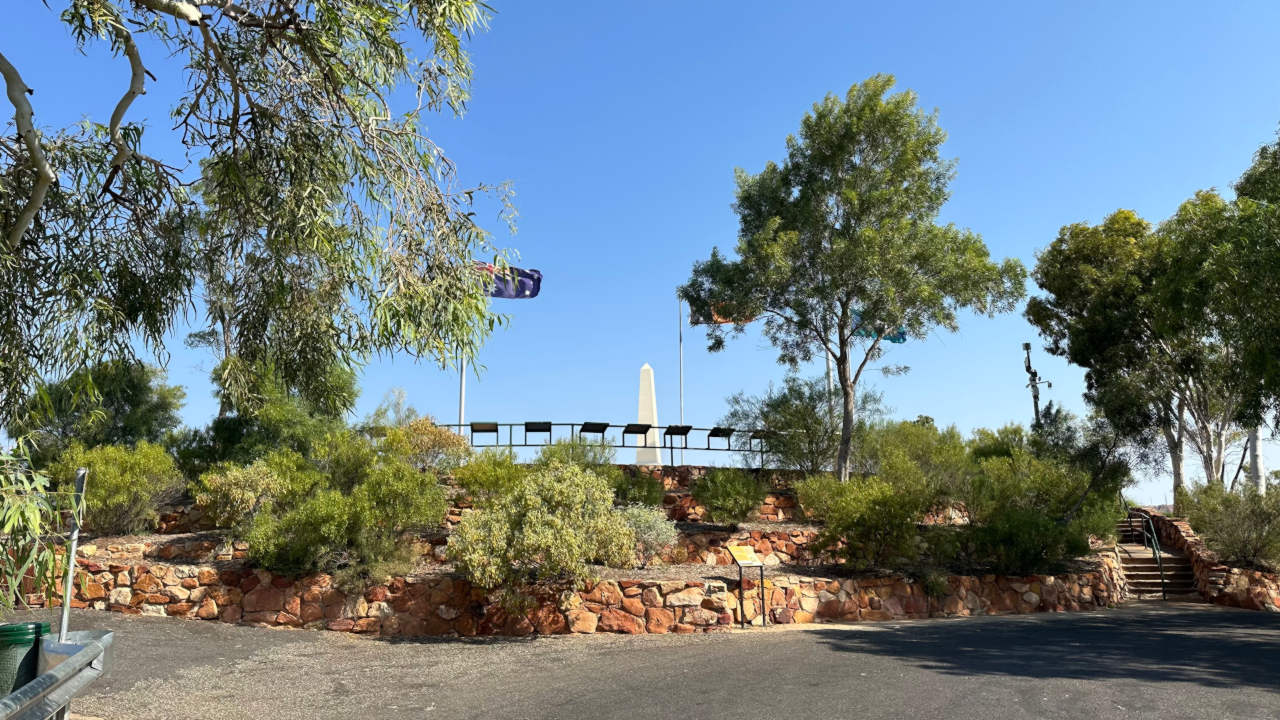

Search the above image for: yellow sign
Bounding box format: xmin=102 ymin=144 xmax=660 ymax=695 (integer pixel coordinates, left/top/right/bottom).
xmin=729 ymin=545 xmax=763 ymax=567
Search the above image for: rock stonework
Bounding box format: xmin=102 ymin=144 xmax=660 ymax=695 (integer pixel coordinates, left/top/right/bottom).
xmin=663 ymin=528 xmax=824 ymax=567
xmin=1142 ymin=508 xmax=1280 ymax=612
xmin=30 ymin=554 xmax=1126 ymax=638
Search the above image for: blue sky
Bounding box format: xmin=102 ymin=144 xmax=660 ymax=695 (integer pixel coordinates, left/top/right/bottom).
xmin=6 ymin=2 xmax=1280 ymax=504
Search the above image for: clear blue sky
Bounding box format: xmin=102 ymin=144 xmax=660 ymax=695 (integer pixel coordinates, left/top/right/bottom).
xmin=7 ymin=2 xmax=1280 ymax=504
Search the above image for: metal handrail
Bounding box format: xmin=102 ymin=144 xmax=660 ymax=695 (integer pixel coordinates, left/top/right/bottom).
xmin=0 ymin=629 xmax=114 ymax=719
xmin=1124 ymin=509 xmax=1167 ymax=601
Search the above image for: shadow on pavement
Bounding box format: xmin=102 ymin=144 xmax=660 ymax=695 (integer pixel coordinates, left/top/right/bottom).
xmin=811 ymin=604 xmax=1280 ymax=691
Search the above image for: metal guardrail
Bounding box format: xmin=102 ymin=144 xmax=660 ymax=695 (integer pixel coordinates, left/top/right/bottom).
xmin=0 ymin=629 xmax=114 ymax=720
xmin=441 ymin=422 xmax=780 ymax=466
xmin=1124 ymin=509 xmax=1168 ymax=601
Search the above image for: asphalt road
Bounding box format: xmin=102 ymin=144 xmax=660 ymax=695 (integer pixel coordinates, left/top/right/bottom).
xmin=38 ymin=602 xmax=1280 ymax=720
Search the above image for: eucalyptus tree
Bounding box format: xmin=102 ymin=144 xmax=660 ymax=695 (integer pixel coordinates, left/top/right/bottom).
xmin=680 ymin=75 xmax=1025 ymax=481
xmin=1026 ymin=205 xmax=1249 ymax=494
xmin=6 ymin=361 xmax=185 ymax=469
xmin=0 ymin=0 xmax=510 ymax=425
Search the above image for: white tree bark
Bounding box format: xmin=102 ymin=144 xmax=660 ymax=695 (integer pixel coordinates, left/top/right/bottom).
xmin=0 ymin=51 xmax=55 ymax=248
xmin=1161 ymin=413 xmax=1185 ymax=499
xmin=106 ymin=27 xmax=149 ymax=175
xmin=134 ymin=0 xmax=203 ymax=24
xmin=1248 ymin=426 xmax=1265 ymax=495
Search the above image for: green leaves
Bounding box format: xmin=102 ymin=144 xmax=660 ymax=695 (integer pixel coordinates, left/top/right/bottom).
xmin=681 ymin=74 xmax=1024 ymax=479
xmin=0 ymin=455 xmax=67 ymax=619
xmin=448 ymin=460 xmax=637 ymax=597
xmin=3 ymin=1 xmax=510 ymax=428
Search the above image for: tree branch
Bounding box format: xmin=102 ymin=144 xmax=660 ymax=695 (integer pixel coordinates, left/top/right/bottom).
xmin=105 ymin=25 xmax=149 ymax=184
xmin=133 ymin=0 xmax=203 ymax=25
xmin=0 ymin=50 xmax=55 ymax=249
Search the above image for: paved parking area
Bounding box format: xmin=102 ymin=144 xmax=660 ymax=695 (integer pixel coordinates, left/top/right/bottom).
xmin=41 ymin=602 xmax=1280 ymax=719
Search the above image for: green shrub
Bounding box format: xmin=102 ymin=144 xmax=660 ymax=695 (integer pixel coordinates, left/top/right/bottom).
xmin=453 ymin=448 xmax=526 ymax=499
xmin=612 ymin=470 xmax=665 ymax=506
xmin=958 ymin=449 xmax=1102 ymax=574
xmin=448 ymin=461 xmax=635 ymax=597
xmin=382 ymin=416 xmax=470 ymax=473
xmin=193 ymin=449 xmax=324 ymax=530
xmin=350 ymin=458 xmax=449 ymax=560
xmin=194 ymin=461 xmax=278 ymax=529
xmin=795 ymin=473 xmax=842 ymax=522
xmin=245 ymin=453 xmax=448 ymax=577
xmin=618 ymin=503 xmax=678 ymax=567
xmin=920 ymin=571 xmax=951 ymax=599
xmin=313 ymin=430 xmax=379 ymax=492
xmin=1180 ymin=482 xmax=1280 ymax=570
xmin=247 ymin=489 xmax=353 ymax=575
xmin=809 ymin=450 xmax=934 ymax=569
xmin=535 ymin=436 xmax=616 ymax=468
xmin=690 ymin=468 xmax=767 ymax=523
xmin=534 ymin=436 xmax=631 ymax=497
xmin=49 ymin=441 xmax=183 ymax=535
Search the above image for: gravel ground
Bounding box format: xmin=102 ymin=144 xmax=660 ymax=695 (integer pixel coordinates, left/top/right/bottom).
xmin=16 ymin=601 xmax=1280 ymax=720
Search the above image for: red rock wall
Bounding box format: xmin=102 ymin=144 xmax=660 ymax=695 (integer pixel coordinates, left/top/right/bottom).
xmin=664 ymin=528 xmax=824 ymax=566
xmin=31 ymin=555 xmax=1125 ymax=638
xmin=1141 ymin=507 xmax=1280 ymax=612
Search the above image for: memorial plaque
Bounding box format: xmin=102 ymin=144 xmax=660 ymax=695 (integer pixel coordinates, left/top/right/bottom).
xmin=729 ymin=545 xmax=763 ymax=567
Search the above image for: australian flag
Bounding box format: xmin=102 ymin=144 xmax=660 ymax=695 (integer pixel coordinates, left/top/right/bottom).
xmin=479 ymin=263 xmax=542 ymax=299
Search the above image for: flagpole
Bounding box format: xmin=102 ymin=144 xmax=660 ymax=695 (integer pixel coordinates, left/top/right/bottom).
xmin=458 ymin=356 xmax=466 ymax=429
xmin=678 ymin=299 xmax=685 ymax=466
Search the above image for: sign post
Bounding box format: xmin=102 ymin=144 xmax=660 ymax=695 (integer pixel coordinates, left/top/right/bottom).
xmin=728 ymin=545 xmax=766 ymax=629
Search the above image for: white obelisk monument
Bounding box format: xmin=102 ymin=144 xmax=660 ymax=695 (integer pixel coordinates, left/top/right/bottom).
xmin=637 ymin=363 xmax=662 ymax=466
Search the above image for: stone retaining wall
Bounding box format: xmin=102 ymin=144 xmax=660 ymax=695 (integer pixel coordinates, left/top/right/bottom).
xmin=30 ymin=552 xmax=1126 ymax=638
xmin=664 ymin=528 xmax=824 ymax=566
xmin=1141 ymin=507 xmax=1280 ymax=612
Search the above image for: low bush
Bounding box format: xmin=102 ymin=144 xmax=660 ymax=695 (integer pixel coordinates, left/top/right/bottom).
xmin=958 ymin=449 xmax=1107 ymax=575
xmin=795 ymin=473 xmax=842 ymax=522
xmin=807 ymin=450 xmax=935 ymax=570
xmin=247 ymin=489 xmax=353 ymax=576
xmin=194 ymin=462 xmax=278 ymax=529
xmin=618 ymin=503 xmax=678 ymax=567
xmin=448 ymin=461 xmax=635 ymax=601
xmin=1179 ymin=482 xmax=1280 ymax=570
xmin=49 ymin=441 xmax=183 ymax=535
xmin=246 ymin=455 xmax=448 ymax=577
xmin=690 ymin=468 xmax=767 ymax=523
xmin=382 ymin=416 xmax=470 ymax=473
xmin=193 ymin=449 xmax=323 ymax=530
xmin=349 ymin=457 xmax=449 ymax=561
xmin=453 ymin=448 xmax=526 ymax=499
xmin=535 ymin=436 xmax=616 ymax=468
xmin=612 ymin=471 xmax=665 ymax=506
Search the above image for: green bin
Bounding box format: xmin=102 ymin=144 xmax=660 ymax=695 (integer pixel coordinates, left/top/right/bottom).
xmin=0 ymin=621 xmax=51 ymax=694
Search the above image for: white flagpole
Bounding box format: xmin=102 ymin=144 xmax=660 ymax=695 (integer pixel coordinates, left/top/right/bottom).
xmin=458 ymin=356 xmax=466 ymax=429
xmin=678 ymin=299 xmax=685 ymax=466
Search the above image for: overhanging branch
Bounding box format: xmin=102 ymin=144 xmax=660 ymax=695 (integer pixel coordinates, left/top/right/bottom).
xmin=0 ymin=50 xmax=55 ymax=249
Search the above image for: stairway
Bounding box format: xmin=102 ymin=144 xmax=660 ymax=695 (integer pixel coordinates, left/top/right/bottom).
xmin=1114 ymin=516 xmax=1200 ymax=601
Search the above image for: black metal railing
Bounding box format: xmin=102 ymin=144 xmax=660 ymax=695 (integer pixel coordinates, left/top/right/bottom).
xmin=1123 ymin=508 xmax=1168 ymax=601
xmin=440 ymin=422 xmax=780 ymax=467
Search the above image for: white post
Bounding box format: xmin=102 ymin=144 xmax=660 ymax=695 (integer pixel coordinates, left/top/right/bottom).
xmin=59 ymin=468 xmax=86 ymax=642
xmin=457 ymin=357 xmax=466 ymax=429
xmin=678 ymin=300 xmax=685 ymax=466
